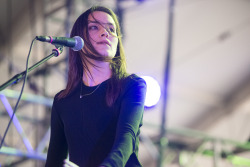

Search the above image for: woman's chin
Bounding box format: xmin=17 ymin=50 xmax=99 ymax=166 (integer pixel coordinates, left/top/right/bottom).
xmin=98 ymin=52 xmax=115 ymax=59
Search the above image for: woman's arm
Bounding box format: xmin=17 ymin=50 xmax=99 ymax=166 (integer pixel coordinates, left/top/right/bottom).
xmin=100 ymin=77 xmax=147 ymax=167
xmin=45 ymin=100 xmax=68 ymax=167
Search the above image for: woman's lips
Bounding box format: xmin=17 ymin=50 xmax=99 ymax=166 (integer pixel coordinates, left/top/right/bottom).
xmin=97 ymin=40 xmax=111 ymax=46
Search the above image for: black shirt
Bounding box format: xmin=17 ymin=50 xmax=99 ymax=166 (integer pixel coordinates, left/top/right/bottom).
xmin=45 ymin=74 xmax=146 ymax=167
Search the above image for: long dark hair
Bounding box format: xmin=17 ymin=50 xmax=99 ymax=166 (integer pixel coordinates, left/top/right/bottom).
xmin=58 ymin=6 xmax=128 ymax=106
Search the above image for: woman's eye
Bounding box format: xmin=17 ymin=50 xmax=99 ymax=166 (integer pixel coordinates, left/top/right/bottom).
xmin=89 ymin=25 xmax=98 ymax=30
xmin=109 ymin=28 xmax=115 ymax=33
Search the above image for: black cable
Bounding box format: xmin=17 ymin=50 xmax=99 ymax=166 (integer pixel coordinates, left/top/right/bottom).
xmin=0 ymin=38 xmax=37 ymax=149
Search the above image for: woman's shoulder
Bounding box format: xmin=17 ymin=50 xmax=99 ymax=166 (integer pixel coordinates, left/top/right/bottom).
xmin=53 ymin=81 xmax=81 ymax=103
xmin=124 ymin=74 xmax=146 ymax=85
xmin=118 ymin=74 xmax=147 ymax=102
xmin=122 ymin=74 xmax=147 ymax=92
xmin=52 ymin=90 xmax=65 ymax=106
xmin=54 ymin=90 xmax=64 ymax=99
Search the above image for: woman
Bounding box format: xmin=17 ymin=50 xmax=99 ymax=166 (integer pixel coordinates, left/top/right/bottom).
xmin=45 ymin=6 xmax=146 ymax=167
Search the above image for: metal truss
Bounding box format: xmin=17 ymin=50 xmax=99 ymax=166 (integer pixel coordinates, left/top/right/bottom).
xmin=141 ymin=122 xmax=250 ymax=167
xmin=0 ymin=0 xmax=74 ymax=166
xmin=0 ymin=0 xmax=122 ymax=166
xmin=2 ymin=0 xmax=249 ymax=167
xmin=0 ymin=90 xmax=53 ymax=165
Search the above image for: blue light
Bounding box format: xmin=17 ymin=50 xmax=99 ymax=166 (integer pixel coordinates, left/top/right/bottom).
xmin=141 ymin=76 xmax=161 ymax=108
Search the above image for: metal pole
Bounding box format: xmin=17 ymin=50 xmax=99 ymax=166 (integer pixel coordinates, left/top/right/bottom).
xmin=157 ymin=0 xmax=175 ymax=166
xmin=116 ymin=0 xmax=124 ymax=37
xmin=64 ymin=0 xmax=74 ymax=82
xmin=213 ymin=140 xmax=219 ymax=167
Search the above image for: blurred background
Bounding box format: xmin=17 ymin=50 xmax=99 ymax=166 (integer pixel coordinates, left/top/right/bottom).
xmin=0 ymin=0 xmax=250 ymax=166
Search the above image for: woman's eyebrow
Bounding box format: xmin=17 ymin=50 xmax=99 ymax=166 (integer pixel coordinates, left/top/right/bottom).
xmin=88 ymin=20 xmax=98 ymax=24
xmin=88 ymin=20 xmax=115 ymax=26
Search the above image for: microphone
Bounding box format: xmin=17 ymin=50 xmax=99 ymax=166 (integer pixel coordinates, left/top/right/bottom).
xmin=36 ymin=36 xmax=84 ymax=51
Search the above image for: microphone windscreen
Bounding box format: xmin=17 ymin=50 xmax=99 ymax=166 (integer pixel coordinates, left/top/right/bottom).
xmin=72 ymin=36 xmax=84 ymax=51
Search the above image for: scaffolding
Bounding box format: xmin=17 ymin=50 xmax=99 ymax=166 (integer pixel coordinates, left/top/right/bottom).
xmin=0 ymin=0 xmax=249 ymax=167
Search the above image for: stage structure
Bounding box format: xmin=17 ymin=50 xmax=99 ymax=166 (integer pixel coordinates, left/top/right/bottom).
xmin=0 ymin=0 xmax=249 ymax=167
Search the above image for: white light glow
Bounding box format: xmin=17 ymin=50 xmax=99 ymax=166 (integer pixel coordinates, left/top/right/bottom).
xmin=141 ymin=76 xmax=161 ymax=107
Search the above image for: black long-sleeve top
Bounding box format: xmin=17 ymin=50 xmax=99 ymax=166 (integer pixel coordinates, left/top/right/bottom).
xmin=45 ymin=74 xmax=146 ymax=167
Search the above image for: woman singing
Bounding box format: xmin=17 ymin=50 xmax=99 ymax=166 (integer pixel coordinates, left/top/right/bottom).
xmin=45 ymin=6 xmax=146 ymax=167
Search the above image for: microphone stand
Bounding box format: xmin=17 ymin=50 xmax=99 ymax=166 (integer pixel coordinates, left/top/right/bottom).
xmin=0 ymin=45 xmax=63 ymax=92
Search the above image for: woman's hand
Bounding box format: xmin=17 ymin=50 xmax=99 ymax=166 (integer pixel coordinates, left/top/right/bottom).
xmin=63 ymin=159 xmax=79 ymax=167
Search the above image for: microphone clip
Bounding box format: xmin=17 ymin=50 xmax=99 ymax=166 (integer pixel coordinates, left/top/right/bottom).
xmin=52 ymin=45 xmax=63 ymax=57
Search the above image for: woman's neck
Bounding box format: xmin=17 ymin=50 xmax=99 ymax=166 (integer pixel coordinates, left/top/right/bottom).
xmin=82 ymin=60 xmax=112 ymax=86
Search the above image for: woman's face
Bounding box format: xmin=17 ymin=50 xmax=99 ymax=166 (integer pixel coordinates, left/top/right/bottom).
xmin=87 ymin=11 xmax=118 ymax=58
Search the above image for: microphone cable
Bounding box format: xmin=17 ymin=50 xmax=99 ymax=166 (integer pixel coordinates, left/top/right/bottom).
xmin=0 ymin=38 xmax=36 ymax=149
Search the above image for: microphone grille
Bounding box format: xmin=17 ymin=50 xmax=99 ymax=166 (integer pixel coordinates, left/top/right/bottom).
xmin=72 ymin=36 xmax=84 ymax=51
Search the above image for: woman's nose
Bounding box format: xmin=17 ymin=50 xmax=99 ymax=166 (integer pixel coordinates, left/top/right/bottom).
xmin=100 ymin=27 xmax=109 ymax=38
